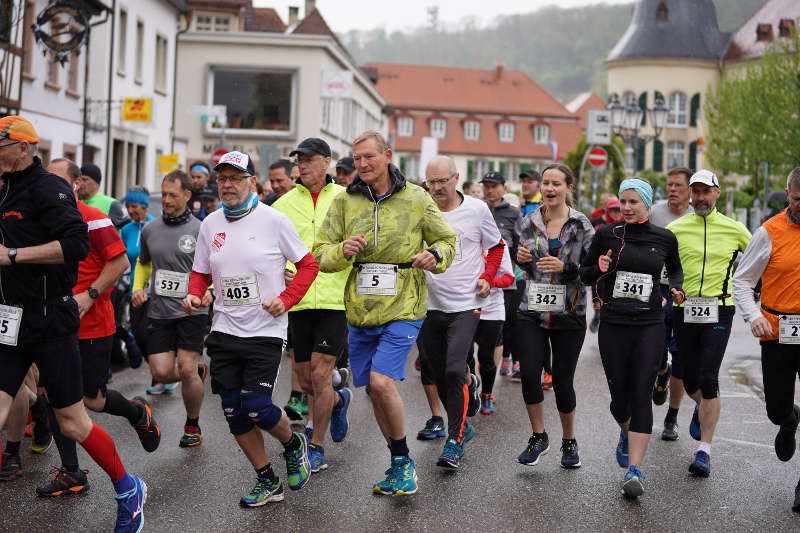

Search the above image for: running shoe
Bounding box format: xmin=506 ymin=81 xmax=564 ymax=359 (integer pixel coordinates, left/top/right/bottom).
xmin=197 ymin=362 xmax=209 ymax=382
xmin=417 ymin=417 xmax=446 ymax=440
xmin=437 ymin=439 xmax=464 ymax=469
xmin=114 ymin=474 xmax=147 ymax=533
xmin=240 ymin=475 xmax=284 ymax=507
xmin=163 ymin=382 xmax=179 ymax=393
xmin=775 ymin=405 xmax=800 ymax=462
xmin=622 ymin=465 xmax=645 ymax=498
xmin=499 ymin=357 xmax=511 ymax=376
xmin=305 ymin=425 xmax=313 ymax=441
xmin=330 ymin=387 xmax=351 ymax=443
xmin=480 ymin=393 xmax=496 ymax=415
xmin=308 ymin=444 xmax=328 ymax=473
xmin=373 ymin=456 xmax=417 ymax=496
xmin=31 ymin=420 xmax=53 ymax=454
xmin=518 ymin=433 xmax=549 ymax=466
xmin=793 ymin=478 xmax=800 ymax=513
xmin=511 ymin=362 xmax=521 ymax=382
xmin=179 ymin=426 xmax=202 ymax=448
xmin=616 ymin=430 xmax=629 ymax=468
xmin=0 ymin=452 xmax=22 ymax=481
xmin=334 ymin=368 xmax=350 ymax=391
xmin=145 ymin=383 xmax=166 ymax=395
xmin=661 ymin=420 xmax=679 ymax=441
xmin=689 ymin=405 xmax=701 ymax=441
xmin=467 ymin=374 xmax=481 ymax=417
xmin=589 ymin=314 xmax=600 ymax=333
xmin=282 ymin=432 xmax=311 ymax=491
xmin=284 ymin=396 xmax=304 ymax=421
xmin=36 ymin=467 xmax=89 ymax=496
xmin=689 ymin=450 xmax=711 ymax=477
xmin=299 ymin=394 xmax=310 ymax=416
xmin=126 ymin=335 xmax=143 ymax=370
xmin=131 ymin=397 xmax=161 ymax=453
xmin=560 ymin=439 xmax=581 ymax=469
xmin=652 ymin=364 xmax=671 ymax=406
xmin=542 ymin=372 xmax=553 ymax=391
xmin=462 ymin=420 xmax=475 ymax=445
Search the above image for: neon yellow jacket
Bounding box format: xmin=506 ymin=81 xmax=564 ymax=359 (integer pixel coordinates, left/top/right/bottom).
xmin=666 ymin=208 xmax=751 ymax=306
xmin=272 ymin=178 xmax=348 ymax=312
xmin=313 ymin=166 xmax=456 ymax=328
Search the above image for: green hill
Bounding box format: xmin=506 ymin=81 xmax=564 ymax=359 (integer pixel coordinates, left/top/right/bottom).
xmin=343 ymin=0 xmax=765 ymax=102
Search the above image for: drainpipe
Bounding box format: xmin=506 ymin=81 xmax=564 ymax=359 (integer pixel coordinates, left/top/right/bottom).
xmin=170 ymin=10 xmax=191 ymax=154
xmin=104 ymin=0 xmax=116 ymax=194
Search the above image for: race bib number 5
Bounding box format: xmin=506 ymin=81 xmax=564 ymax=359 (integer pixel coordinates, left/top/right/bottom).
xmin=527 ymin=283 xmax=566 ymax=313
xmin=612 ymin=271 xmax=653 ymax=302
xmin=779 ymin=315 xmax=800 ymax=345
xmin=357 ymin=264 xmax=398 ymax=296
xmin=154 ymin=269 xmax=189 ymax=298
xmin=221 ymin=274 xmax=261 ymax=306
xmin=0 ymin=304 xmax=22 ymax=347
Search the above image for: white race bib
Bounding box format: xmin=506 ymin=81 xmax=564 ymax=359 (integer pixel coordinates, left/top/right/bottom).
xmin=779 ymin=315 xmax=800 ymax=345
xmin=454 ymin=234 xmax=463 ymax=262
xmin=0 ymin=304 xmax=22 ymax=346
xmin=613 ymin=271 xmax=653 ymax=302
xmin=527 ymin=283 xmax=566 ymax=313
xmin=684 ymin=297 xmax=719 ymax=324
xmin=221 ymin=274 xmax=261 ymax=306
xmin=154 ymin=269 xmax=189 ymax=298
xmin=357 ymin=263 xmax=398 ymax=296
xmin=660 ymin=266 xmax=669 ymax=285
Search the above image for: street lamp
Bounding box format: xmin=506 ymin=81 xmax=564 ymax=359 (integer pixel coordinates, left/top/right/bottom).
xmin=608 ymin=93 xmax=668 ymax=172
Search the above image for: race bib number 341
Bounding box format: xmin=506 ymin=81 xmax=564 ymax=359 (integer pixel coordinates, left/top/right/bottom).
xmin=612 ymin=271 xmax=653 ymax=302
xmin=221 ymin=274 xmax=261 ymax=306
xmin=779 ymin=315 xmax=800 ymax=345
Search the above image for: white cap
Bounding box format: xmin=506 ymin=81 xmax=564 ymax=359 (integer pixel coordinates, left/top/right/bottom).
xmin=689 ymin=169 xmax=719 ymax=188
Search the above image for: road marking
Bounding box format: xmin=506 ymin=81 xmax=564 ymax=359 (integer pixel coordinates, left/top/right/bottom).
xmin=654 ymin=427 xmax=773 ymax=449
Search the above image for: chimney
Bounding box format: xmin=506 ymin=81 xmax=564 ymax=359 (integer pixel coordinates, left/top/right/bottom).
xmin=288 ymin=6 xmax=299 ymax=26
xmin=305 ymin=0 xmax=316 ymax=17
xmin=494 ymin=61 xmax=505 ymax=82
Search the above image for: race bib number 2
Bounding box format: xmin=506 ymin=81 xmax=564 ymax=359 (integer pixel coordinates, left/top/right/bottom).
xmin=612 ymin=271 xmax=653 ymax=302
xmin=221 ymin=274 xmax=261 ymax=306
xmin=779 ymin=315 xmax=800 ymax=345
xmin=0 ymin=304 xmax=22 ymax=347
xmin=357 ymin=264 xmax=397 ymax=296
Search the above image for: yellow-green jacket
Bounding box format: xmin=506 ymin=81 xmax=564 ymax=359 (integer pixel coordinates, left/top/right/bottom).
xmin=313 ymin=165 xmax=456 ymax=327
xmin=272 ymin=177 xmax=348 ymax=312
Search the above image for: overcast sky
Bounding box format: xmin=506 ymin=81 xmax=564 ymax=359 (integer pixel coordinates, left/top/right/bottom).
xmin=255 ymin=0 xmax=632 ymax=33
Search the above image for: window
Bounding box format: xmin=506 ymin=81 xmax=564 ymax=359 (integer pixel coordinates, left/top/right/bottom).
xmin=321 ymin=99 xmax=334 ymax=132
xmin=667 ymin=91 xmax=687 ymax=126
xmin=666 ymin=141 xmax=685 ymax=169
xmin=397 ymin=117 xmax=414 ymax=137
xmin=656 ymin=1 xmax=668 ymax=22
xmin=430 ymin=118 xmax=446 ymax=139
xmin=67 ymin=52 xmax=80 ymax=94
xmin=779 ymin=19 xmax=795 ymax=38
xmin=196 ymin=14 xmax=232 ymax=32
xmin=533 ymin=124 xmax=549 ymax=144
xmin=625 ymin=144 xmax=634 ymax=171
xmin=155 ymin=34 xmax=168 ymax=93
xmin=756 ymin=23 xmax=773 ymax=42
xmin=622 ymin=91 xmax=637 ymax=106
xmin=498 ymin=122 xmax=515 ymax=143
xmin=22 ymin=3 xmax=34 ymax=75
xmin=117 ymin=9 xmax=127 ymax=75
xmin=135 ymin=21 xmax=144 ymax=83
xmin=0 ymin=0 xmax=12 ymax=43
xmin=464 ymin=120 xmax=480 ymax=141
xmin=212 ymin=69 xmax=293 ymax=132
xmin=46 ymin=52 xmax=59 ymax=87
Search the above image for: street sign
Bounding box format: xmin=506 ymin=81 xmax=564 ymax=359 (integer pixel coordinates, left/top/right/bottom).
xmin=212 ymin=148 xmax=228 ymax=166
xmin=588 ymin=146 xmax=608 ymax=167
xmin=587 ymin=109 xmax=612 ymax=145
xmin=122 ymin=97 xmax=152 ymax=122
xmin=158 ymin=153 xmax=179 ymax=173
xmin=321 ymin=70 xmax=354 ymax=100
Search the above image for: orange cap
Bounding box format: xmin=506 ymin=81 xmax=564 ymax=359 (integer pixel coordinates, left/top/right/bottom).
xmin=0 ymin=115 xmax=39 ymax=143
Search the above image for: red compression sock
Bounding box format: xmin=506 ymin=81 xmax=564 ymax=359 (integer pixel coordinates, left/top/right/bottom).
xmin=79 ymin=422 xmax=127 ymax=481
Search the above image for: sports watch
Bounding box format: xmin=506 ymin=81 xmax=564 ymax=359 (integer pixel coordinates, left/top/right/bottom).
xmin=87 ymin=287 xmax=100 ymax=299
xmin=7 ymin=248 xmax=17 ymax=265
xmin=428 ymin=248 xmax=443 ymax=263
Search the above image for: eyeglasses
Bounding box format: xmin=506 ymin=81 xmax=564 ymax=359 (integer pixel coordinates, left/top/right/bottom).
xmin=0 ymin=141 xmax=20 ymax=150
xmin=425 ymin=174 xmax=456 ymax=187
xmin=293 ymin=156 xmax=324 ymax=166
xmin=217 ymin=174 xmax=251 ymax=185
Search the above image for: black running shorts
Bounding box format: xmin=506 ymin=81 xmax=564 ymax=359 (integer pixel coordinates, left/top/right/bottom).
xmin=146 ymin=314 xmax=207 ymax=355
xmin=289 ymin=309 xmax=347 ymax=363
xmin=79 ymin=335 xmax=113 ymax=399
xmin=205 ymin=331 xmax=283 ymax=396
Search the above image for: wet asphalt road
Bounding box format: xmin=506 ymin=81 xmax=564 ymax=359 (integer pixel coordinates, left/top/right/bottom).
xmin=2 ymin=315 xmax=799 ymax=532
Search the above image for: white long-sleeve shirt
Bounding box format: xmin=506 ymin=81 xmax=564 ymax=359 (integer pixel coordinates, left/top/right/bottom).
xmin=732 ymin=226 xmax=772 ymax=323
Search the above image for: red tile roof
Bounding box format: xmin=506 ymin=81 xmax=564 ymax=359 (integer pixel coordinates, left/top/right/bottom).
xmin=291 ymin=8 xmax=335 ymax=37
xmin=245 ymin=7 xmax=286 ymax=33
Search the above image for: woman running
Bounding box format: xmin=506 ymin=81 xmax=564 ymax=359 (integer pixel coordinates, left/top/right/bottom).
xmin=514 ymin=163 xmax=594 ymax=469
xmin=580 ymin=178 xmax=684 ymax=498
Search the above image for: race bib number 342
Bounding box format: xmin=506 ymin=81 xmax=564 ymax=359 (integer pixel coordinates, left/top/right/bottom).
xmin=779 ymin=315 xmax=800 ymax=345
xmin=221 ymin=274 xmax=261 ymax=306
xmin=527 ymin=283 xmax=566 ymax=313
xmin=612 ymin=271 xmax=653 ymax=302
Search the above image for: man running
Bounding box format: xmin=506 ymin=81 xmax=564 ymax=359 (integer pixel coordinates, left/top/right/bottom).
xmin=0 ymin=116 xmax=146 ymax=531
xmin=314 ymin=131 xmax=455 ymax=496
xmin=419 ymin=156 xmax=504 ymax=469
xmin=733 ymin=166 xmax=800 ymax=512
xmin=520 ymin=170 xmax=543 ymax=216
xmin=273 ymin=138 xmax=352 ymax=473
xmin=77 ymin=163 xmax=130 ymax=229
xmin=667 ymin=169 xmax=751 ymax=477
xmin=335 ymin=156 xmax=357 ymax=187
xmin=183 ymin=151 xmax=318 ymax=507
xmin=132 ymin=170 xmax=210 ymax=448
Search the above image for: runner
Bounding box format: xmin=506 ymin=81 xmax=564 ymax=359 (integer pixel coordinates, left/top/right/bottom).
xmin=268 ymin=159 xmax=297 ymax=201
xmin=667 ymin=169 xmax=751 ymax=477
xmin=189 ymin=161 xmax=217 ymax=220
xmin=418 ymin=156 xmax=504 ymax=469
xmin=514 ymin=163 xmax=594 ymax=469
xmin=335 ymin=156 xmax=357 ymax=187
xmin=77 ymin=163 xmax=130 ymax=229
xmin=183 ymin=151 xmax=318 ymax=507
xmin=580 ymin=178 xmax=684 ymax=498
xmin=520 ymin=170 xmax=543 ymax=216
xmin=0 ymin=117 xmax=146 ymax=531
xmin=131 ymin=170 xmax=210 ymax=448
xmin=272 ymin=138 xmax=352 ymax=473
xmin=648 ymin=167 xmax=694 ymax=440
xmin=733 ymin=166 xmax=800 ymax=512
xmin=314 ymin=131 xmax=455 ymax=495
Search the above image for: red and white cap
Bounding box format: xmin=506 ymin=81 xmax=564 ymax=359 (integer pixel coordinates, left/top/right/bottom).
xmin=214 ymin=151 xmax=255 ymax=174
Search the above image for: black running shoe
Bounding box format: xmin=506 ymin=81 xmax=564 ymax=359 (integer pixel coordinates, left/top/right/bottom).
xmin=31 ymin=419 xmax=53 ymax=454
xmin=776 ymin=405 xmax=800 ymax=462
xmin=467 ymin=374 xmax=481 ymax=417
xmin=131 ymin=397 xmax=161 ymax=453
xmin=417 ymin=416 xmax=446 ymax=440
xmin=0 ymin=452 xmax=22 ymax=481
xmin=36 ymin=467 xmax=89 ymax=497
xmin=652 ymin=364 xmax=671 ymax=406
xmin=125 ymin=335 xmax=143 ymax=369
xmin=179 ymin=426 xmax=203 ymax=448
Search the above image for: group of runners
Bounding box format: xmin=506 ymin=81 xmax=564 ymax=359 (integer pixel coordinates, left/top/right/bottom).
xmin=1 ymin=113 xmax=799 ymax=531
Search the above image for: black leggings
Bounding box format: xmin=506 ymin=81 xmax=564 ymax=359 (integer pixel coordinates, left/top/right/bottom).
xmin=468 ymin=320 xmax=503 ymax=395
xmin=515 ymin=312 xmax=585 ymax=412
xmin=502 ymin=281 xmax=525 ymax=362
xmin=673 ymin=307 xmax=734 ymax=400
xmin=761 ymin=341 xmax=800 ymax=427
xmin=598 ymin=321 xmax=665 ymax=434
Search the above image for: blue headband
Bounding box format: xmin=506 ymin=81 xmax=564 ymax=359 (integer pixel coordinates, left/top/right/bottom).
xmin=124 ymin=190 xmax=149 ymax=207
xmin=190 ymin=164 xmax=209 ymax=175
xmin=619 ymin=178 xmax=653 ymax=209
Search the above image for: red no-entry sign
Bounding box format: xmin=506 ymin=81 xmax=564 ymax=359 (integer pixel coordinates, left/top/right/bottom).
xmin=212 ymin=148 xmax=228 ymax=166
xmin=588 ymin=146 xmax=608 ymax=167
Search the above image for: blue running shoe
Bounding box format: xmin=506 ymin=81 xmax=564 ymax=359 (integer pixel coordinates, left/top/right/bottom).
xmin=462 ymin=420 xmax=475 ymax=446
xmin=480 ymin=393 xmax=496 ymax=415
xmin=308 ymin=444 xmax=328 ymax=474
xmin=304 ymin=425 xmax=313 ymax=442
xmin=560 ymin=439 xmax=581 ymax=469
xmin=372 ymin=456 xmax=417 ymax=496
xmin=163 ymin=382 xmax=179 ymax=393
xmin=437 ymin=439 xmax=464 ymax=469
xmin=114 ymin=475 xmax=146 ymax=533
xmin=145 ymin=383 xmax=165 ymax=395
xmin=690 ymin=405 xmax=701 ymax=441
xmin=282 ymin=432 xmax=311 ymax=491
xmin=622 ymin=465 xmax=645 ymax=498
xmin=467 ymin=374 xmax=481 ymax=417
xmin=417 ymin=417 xmax=446 ymax=440
xmin=240 ymin=475 xmax=284 ymax=507
xmin=518 ymin=432 xmax=549 ymax=466
xmin=330 ymin=388 xmax=351 ymax=443
xmin=616 ymin=431 xmax=629 ymax=468
xmin=689 ymin=450 xmax=710 ymax=477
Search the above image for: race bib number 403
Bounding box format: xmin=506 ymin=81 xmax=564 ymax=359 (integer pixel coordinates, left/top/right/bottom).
xmin=357 ymin=264 xmax=398 ymax=296
xmin=221 ymin=274 xmax=261 ymax=306
xmin=0 ymin=304 xmax=22 ymax=346
xmin=779 ymin=315 xmax=800 ymax=345
xmin=612 ymin=271 xmax=653 ymax=302
xmin=527 ymin=283 xmax=566 ymax=313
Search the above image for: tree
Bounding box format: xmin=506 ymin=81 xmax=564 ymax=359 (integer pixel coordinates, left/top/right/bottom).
xmin=562 ymin=133 xmax=626 ymax=209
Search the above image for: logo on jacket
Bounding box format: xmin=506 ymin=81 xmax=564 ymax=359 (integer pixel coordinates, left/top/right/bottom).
xmin=212 ymin=232 xmax=226 ymax=251
xmin=178 ymin=234 xmax=196 ymax=254
xmin=1 ymin=211 xmax=23 ymax=220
